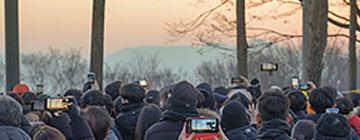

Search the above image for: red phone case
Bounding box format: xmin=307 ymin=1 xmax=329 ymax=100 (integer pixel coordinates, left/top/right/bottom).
xmin=186 ymin=133 xmax=219 ymax=140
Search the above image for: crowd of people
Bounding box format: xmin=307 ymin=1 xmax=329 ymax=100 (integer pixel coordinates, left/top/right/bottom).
xmin=1 ymin=76 xmax=360 ymax=140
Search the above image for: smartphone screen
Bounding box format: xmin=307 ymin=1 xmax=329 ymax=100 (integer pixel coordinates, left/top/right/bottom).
xmin=231 ymin=77 xmax=243 ymax=83
xmin=36 ymin=84 xmax=43 ymax=93
xmin=291 ymin=77 xmax=299 ymax=89
xmin=88 ymin=72 xmax=95 ymax=84
xmin=186 ymin=118 xmax=219 ymax=133
xmin=260 ymin=63 xmax=278 ymax=71
xmin=45 ymin=98 xmax=67 ymax=110
xmin=31 ymin=100 xmax=45 ymax=111
xmin=299 ymin=83 xmax=310 ymax=91
xmin=139 ymin=80 xmax=147 ymax=86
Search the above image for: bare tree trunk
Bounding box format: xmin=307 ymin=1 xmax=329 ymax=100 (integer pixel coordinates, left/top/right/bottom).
xmin=349 ymin=0 xmax=357 ymax=90
xmin=302 ymin=0 xmax=311 ymax=82
xmin=307 ymin=0 xmax=328 ymax=86
xmin=90 ymin=0 xmax=105 ymax=90
xmin=237 ymin=0 xmax=248 ymax=77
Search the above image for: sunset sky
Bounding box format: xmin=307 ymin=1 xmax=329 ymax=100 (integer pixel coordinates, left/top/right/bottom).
xmin=0 ymin=0 xmax=355 ymax=58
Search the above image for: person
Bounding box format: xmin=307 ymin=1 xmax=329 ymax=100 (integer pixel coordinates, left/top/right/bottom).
xmin=64 ymin=89 xmax=83 ymax=104
xmin=256 ymin=90 xmax=293 ymax=140
xmin=80 ymin=90 xmax=105 ymax=108
xmin=81 ymin=106 xmax=113 ymax=140
xmin=13 ymin=83 xmax=30 ymax=95
xmin=222 ymin=91 xmax=251 ymax=110
xmin=115 ymin=83 xmax=147 ymax=140
xmin=196 ymin=83 xmax=216 ymax=111
xmin=7 ymin=91 xmax=25 ymax=106
xmin=25 ymin=111 xmax=41 ymax=124
xmin=144 ymin=81 xmax=199 ymax=140
xmin=220 ymin=101 xmax=257 ymax=140
xmin=291 ymin=120 xmax=315 ymax=140
xmin=178 ymin=124 xmax=229 ymax=140
xmin=113 ymin=96 xmax=123 ymax=118
xmin=286 ymin=90 xmax=308 ymax=120
xmin=33 ymin=125 xmax=67 ymax=140
xmin=105 ymin=81 xmax=122 ymax=101
xmin=21 ymin=91 xmax=38 ymax=110
xmin=135 ymin=104 xmax=162 ymax=140
xmin=305 ymin=87 xmax=335 ymax=124
xmin=336 ymin=97 xmax=360 ymax=135
xmin=0 ymin=95 xmax=31 ymax=140
xmin=313 ymin=113 xmax=359 ymax=140
xmin=144 ymin=90 xmax=161 ymax=106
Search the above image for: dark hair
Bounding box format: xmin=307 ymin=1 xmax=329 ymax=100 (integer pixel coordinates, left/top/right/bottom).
xmin=104 ymin=94 xmax=113 ymax=114
xmin=351 ymin=93 xmax=360 ymax=107
xmin=105 ymin=82 xmax=121 ymax=100
xmin=160 ymin=85 xmax=173 ymax=106
xmin=29 ymin=124 xmax=46 ymax=138
xmin=145 ymin=90 xmax=161 ymax=106
xmin=309 ymin=87 xmax=335 ymax=114
xmin=291 ymin=120 xmax=315 ymax=140
xmin=7 ymin=92 xmax=25 ymax=106
xmin=247 ymin=86 xmax=262 ymax=99
xmin=336 ymin=97 xmax=354 ymax=115
xmin=0 ymin=95 xmax=23 ymax=126
xmin=222 ymin=92 xmax=251 ymax=109
xmin=135 ymin=104 xmax=162 ymax=140
xmin=64 ymin=89 xmax=83 ymax=104
xmin=258 ymin=90 xmax=290 ymax=121
xmin=33 ymin=125 xmax=66 ymax=140
xmin=113 ymin=96 xmax=123 ymax=114
xmin=286 ymin=90 xmax=307 ymax=113
xmin=322 ymin=86 xmax=337 ymax=98
xmin=316 ymin=113 xmax=350 ymax=137
xmin=196 ymin=89 xmax=216 ymax=111
xmin=120 ymin=83 xmax=145 ymax=103
xmin=80 ymin=90 xmax=105 ymax=108
xmin=81 ymin=106 xmax=111 ymax=140
xmin=22 ymin=91 xmax=38 ymax=105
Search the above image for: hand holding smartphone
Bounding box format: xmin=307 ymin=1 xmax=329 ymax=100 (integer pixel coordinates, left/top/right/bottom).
xmin=185 ymin=117 xmax=219 ymax=140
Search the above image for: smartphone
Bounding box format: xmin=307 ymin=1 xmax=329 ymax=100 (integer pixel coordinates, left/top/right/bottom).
xmin=291 ymin=77 xmax=299 ymax=89
xmin=186 ymin=117 xmax=219 ymax=140
xmin=88 ymin=72 xmax=95 ymax=85
xmin=36 ymin=84 xmax=44 ymax=94
xmin=45 ymin=98 xmax=72 ymax=111
xmin=326 ymin=108 xmax=339 ymax=114
xmin=260 ymin=62 xmax=278 ymax=71
xmin=31 ymin=100 xmax=45 ymax=111
xmin=139 ymin=80 xmax=147 ymax=86
xmin=299 ymin=83 xmax=310 ymax=91
xmin=231 ymin=77 xmax=243 ymax=83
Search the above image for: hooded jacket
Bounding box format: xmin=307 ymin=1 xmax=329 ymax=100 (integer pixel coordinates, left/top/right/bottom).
xmin=115 ymin=102 xmax=147 ymax=140
xmin=0 ymin=124 xmax=31 ymax=140
xmin=143 ymin=96 xmax=199 ymax=140
xmin=257 ymin=118 xmax=293 ymax=140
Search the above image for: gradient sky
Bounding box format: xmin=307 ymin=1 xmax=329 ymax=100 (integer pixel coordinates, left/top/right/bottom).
xmin=0 ymin=0 xmax=355 ymax=58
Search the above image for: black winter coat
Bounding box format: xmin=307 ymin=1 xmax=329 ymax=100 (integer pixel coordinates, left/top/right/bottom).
xmin=225 ymin=125 xmax=257 ymax=140
xmin=305 ymin=113 xmax=323 ymax=124
xmin=257 ymin=118 xmax=293 ymax=140
xmin=144 ymin=97 xmax=199 ymax=140
xmin=313 ymin=129 xmax=360 ymax=140
xmin=0 ymin=125 xmax=31 ymax=140
xmin=115 ymin=102 xmax=147 ymax=140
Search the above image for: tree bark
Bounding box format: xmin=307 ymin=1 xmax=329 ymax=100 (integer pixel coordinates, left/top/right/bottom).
xmin=90 ymin=0 xmax=105 ymax=90
xmin=349 ymin=0 xmax=357 ymax=90
xmin=302 ymin=0 xmax=311 ymax=82
xmin=237 ymin=0 xmax=248 ymax=77
xmin=307 ymin=0 xmax=328 ymax=86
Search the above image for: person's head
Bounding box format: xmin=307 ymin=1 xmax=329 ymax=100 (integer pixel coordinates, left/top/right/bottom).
xmin=315 ymin=113 xmax=351 ymax=138
xmin=22 ymin=91 xmax=38 ymax=105
xmin=214 ymin=86 xmax=227 ymax=95
xmin=80 ymin=90 xmax=105 ymax=108
xmin=135 ymin=104 xmax=162 ymax=140
xmin=159 ymin=85 xmax=173 ymax=108
xmin=0 ymin=95 xmax=23 ymax=126
xmin=220 ymin=101 xmax=249 ymax=131
xmin=81 ymin=106 xmax=111 ymax=140
xmin=105 ymin=82 xmax=121 ymax=100
xmin=13 ymin=84 xmax=30 ymax=95
xmin=196 ymin=89 xmax=216 ymax=111
xmin=113 ymin=96 xmax=123 ymax=115
xmin=309 ymin=87 xmax=335 ymax=114
xmin=29 ymin=124 xmax=46 ymax=138
xmin=247 ymin=86 xmax=262 ymax=99
xmin=103 ymin=94 xmax=113 ymax=114
xmin=64 ymin=89 xmax=83 ymax=103
xmin=145 ymin=90 xmax=161 ymax=105
xmin=351 ymin=93 xmax=360 ymax=107
xmin=120 ymin=83 xmax=145 ymax=103
xmin=322 ymin=86 xmax=338 ymax=98
xmin=257 ymin=90 xmax=290 ymax=123
xmin=222 ymin=92 xmax=251 ymax=109
xmin=7 ymin=92 xmax=25 ymax=106
xmin=33 ymin=125 xmax=66 ymax=140
xmin=286 ymin=90 xmax=307 ymax=113
xmin=291 ymin=120 xmax=316 ymax=140
xmin=168 ymin=81 xmax=197 ymax=104
xmin=336 ymin=97 xmax=354 ymax=115
xmin=25 ymin=111 xmax=41 ymax=123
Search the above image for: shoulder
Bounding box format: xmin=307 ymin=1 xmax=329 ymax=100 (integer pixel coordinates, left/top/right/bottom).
xmin=144 ymin=120 xmax=184 ymax=140
xmin=0 ymin=125 xmax=31 ymax=140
